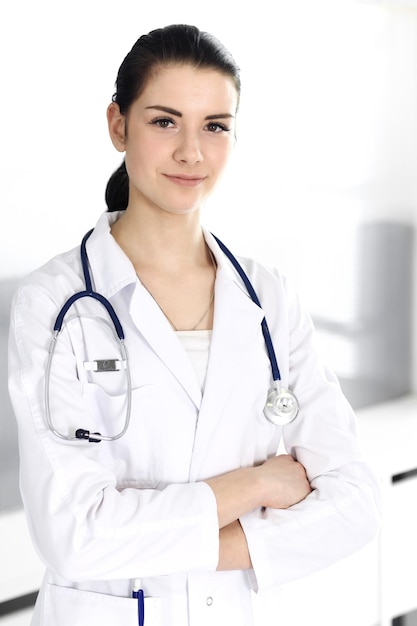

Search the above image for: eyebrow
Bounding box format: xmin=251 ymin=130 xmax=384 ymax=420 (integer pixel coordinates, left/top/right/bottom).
xmin=145 ymin=105 xmax=235 ymax=120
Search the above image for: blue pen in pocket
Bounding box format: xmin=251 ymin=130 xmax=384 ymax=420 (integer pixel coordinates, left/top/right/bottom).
xmin=132 ymin=579 xmax=145 ymax=626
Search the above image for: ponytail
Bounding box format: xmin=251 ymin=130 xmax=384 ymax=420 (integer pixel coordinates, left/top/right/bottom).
xmin=105 ymin=160 xmax=129 ymax=212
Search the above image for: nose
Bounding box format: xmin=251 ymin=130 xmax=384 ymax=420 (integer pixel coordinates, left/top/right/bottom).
xmin=174 ymin=129 xmax=203 ymax=164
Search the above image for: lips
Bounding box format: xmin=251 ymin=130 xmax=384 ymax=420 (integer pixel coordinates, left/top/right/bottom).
xmin=163 ymin=174 xmax=207 ymax=187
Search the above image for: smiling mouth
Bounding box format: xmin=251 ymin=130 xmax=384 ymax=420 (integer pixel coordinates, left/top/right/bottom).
xmin=164 ymin=174 xmax=206 ymax=187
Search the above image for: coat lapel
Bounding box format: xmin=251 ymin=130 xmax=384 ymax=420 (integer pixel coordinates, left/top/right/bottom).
xmin=187 ymin=248 xmax=266 ymax=481
xmin=110 ymin=226 xmax=267 ymax=477
xmin=129 ymin=284 xmax=203 ymax=410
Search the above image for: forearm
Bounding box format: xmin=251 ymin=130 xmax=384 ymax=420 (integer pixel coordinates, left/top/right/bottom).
xmin=205 ymin=466 xmax=263 ymax=529
xmin=217 ymin=521 xmax=252 ymax=571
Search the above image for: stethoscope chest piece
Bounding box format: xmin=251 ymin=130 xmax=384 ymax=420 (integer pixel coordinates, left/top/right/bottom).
xmin=264 ymin=386 xmax=299 ymax=426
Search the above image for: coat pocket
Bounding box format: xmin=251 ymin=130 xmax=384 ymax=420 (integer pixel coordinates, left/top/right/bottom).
xmin=44 ymin=584 xmax=162 ymax=626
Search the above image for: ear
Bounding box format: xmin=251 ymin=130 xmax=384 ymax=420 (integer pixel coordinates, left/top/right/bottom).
xmin=107 ymin=102 xmax=126 ymax=152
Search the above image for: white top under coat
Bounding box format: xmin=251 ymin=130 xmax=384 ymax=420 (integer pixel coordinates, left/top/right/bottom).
xmin=176 ymin=330 xmax=212 ymax=393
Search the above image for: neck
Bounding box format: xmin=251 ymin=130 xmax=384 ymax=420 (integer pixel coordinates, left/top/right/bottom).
xmin=111 ymin=204 xmax=216 ymax=331
xmin=111 ymin=206 xmax=208 ymax=273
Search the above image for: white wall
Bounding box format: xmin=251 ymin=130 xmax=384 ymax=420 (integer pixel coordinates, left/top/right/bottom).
xmin=1 ymin=1 xmax=416 ymax=390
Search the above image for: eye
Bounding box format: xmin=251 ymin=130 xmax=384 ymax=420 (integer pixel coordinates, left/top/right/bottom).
xmin=150 ymin=117 xmax=175 ymax=129
xmin=205 ymin=122 xmax=231 ymax=133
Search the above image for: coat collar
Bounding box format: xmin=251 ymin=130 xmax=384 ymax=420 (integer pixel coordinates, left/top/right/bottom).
xmin=85 ymin=212 xmax=251 ymax=299
xmin=85 ymin=213 xmax=252 ymax=300
xmin=85 ymin=211 xmax=137 ymax=298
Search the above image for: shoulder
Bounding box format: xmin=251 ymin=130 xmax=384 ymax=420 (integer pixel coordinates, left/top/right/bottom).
xmin=12 ymin=211 xmax=118 ymax=310
xmin=235 ymin=254 xmax=291 ymax=300
xmin=11 ymin=245 xmax=83 ymax=322
xmin=233 ymin=254 xmax=310 ymax=334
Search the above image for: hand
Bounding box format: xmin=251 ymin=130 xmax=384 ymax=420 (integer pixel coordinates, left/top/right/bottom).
xmin=206 ymin=454 xmax=312 ymax=528
xmin=256 ymin=454 xmax=312 ymax=510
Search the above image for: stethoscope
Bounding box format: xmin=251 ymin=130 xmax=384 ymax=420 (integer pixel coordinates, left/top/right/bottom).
xmin=45 ymin=229 xmax=299 ymax=443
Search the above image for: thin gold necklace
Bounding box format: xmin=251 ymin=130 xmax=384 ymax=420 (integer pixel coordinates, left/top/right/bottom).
xmin=139 ymin=248 xmax=217 ymax=332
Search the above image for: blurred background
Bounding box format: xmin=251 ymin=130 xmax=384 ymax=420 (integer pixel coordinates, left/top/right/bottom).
xmin=0 ymin=0 xmax=416 ymax=624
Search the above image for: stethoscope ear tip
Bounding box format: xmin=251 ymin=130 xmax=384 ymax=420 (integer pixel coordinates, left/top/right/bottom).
xmin=75 ymin=429 xmax=102 ymax=443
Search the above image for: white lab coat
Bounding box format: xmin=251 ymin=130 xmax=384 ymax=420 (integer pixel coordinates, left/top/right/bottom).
xmin=8 ymin=211 xmax=381 ymax=626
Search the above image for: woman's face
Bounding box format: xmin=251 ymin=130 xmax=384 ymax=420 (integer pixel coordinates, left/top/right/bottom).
xmin=108 ymin=63 xmax=238 ymax=218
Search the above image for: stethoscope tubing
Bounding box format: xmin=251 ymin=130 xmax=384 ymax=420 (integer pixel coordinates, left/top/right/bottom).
xmin=45 ymin=331 xmax=132 ymax=442
xmin=45 ymin=228 xmax=298 ymax=442
xmin=46 ymin=229 xmax=132 ymax=441
xmin=53 ymin=229 xmax=125 ymax=341
xmin=211 ymin=234 xmax=281 ymax=384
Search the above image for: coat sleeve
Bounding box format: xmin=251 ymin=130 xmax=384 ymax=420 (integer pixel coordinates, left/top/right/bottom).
xmin=8 ymin=281 xmax=219 ymax=582
xmin=239 ymin=271 xmax=382 ymax=593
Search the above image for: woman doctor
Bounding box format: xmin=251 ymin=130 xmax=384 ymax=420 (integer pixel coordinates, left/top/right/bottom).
xmin=8 ymin=24 xmax=381 ymax=626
